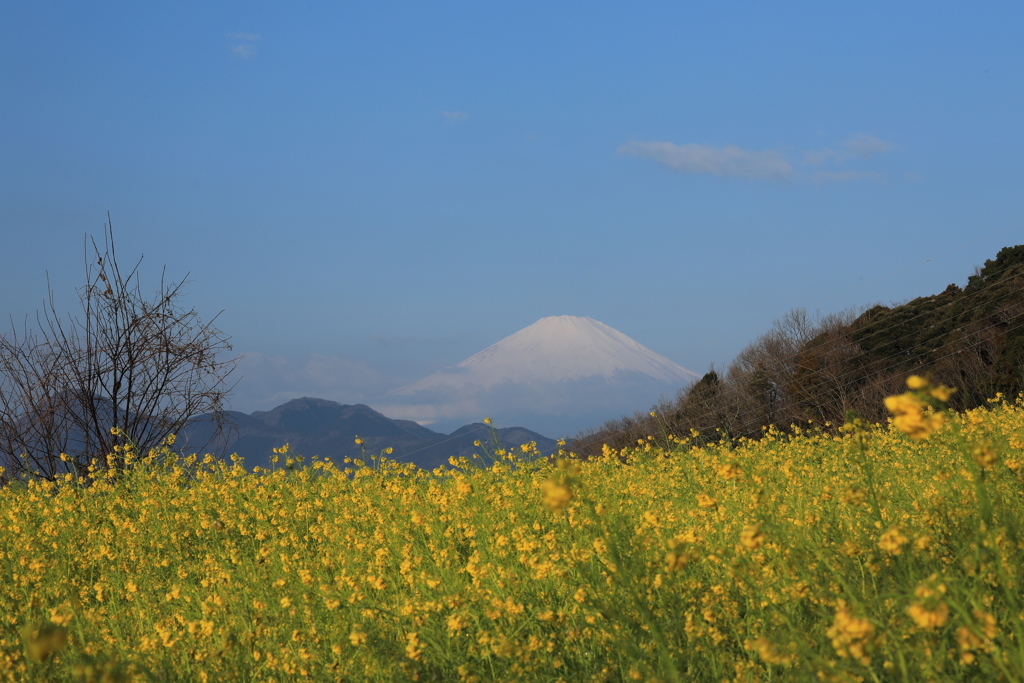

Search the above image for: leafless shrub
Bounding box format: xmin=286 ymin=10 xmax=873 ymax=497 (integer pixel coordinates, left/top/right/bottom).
xmin=0 ymin=218 xmax=237 ymax=480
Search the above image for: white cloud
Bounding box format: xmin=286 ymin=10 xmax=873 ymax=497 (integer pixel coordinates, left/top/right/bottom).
xmin=440 ymin=110 xmax=468 ymax=122
xmin=231 ymin=352 xmax=386 ymax=411
xmin=373 ymin=397 xmax=483 ymax=425
xmin=232 ymin=44 xmax=258 ymax=59
xmin=229 ymin=33 xmax=262 ymax=59
xmin=377 ymin=375 xmax=684 ymax=436
xmin=845 ymin=133 xmax=895 ymax=158
xmin=621 ymin=133 xmax=899 ymax=184
xmin=802 ymin=148 xmax=839 ymax=166
xmin=804 ymin=133 xmax=896 ymax=165
xmin=810 ymin=169 xmax=885 ymax=183
xmin=617 ymin=141 xmax=793 ymax=181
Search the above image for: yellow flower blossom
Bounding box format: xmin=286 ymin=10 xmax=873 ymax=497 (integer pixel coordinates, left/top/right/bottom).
xmin=906 ymin=602 xmax=949 ymax=629
xmin=745 ymin=636 xmax=795 ymax=666
xmin=540 ymin=478 xmax=573 ymax=513
xmin=972 ymin=442 xmax=998 ymax=468
xmin=956 ymin=610 xmax=998 ymax=664
xmin=906 ymin=575 xmax=949 ymax=629
xmin=405 ymin=632 xmax=424 ymax=661
xmin=739 ymin=524 xmax=765 ymax=550
xmin=716 ymin=463 xmax=741 ymax=480
xmin=826 ymin=600 xmax=875 ymax=665
xmin=878 ymin=527 xmax=909 ymax=555
xmin=47 ymin=608 xmax=73 ymax=628
xmin=696 ymin=493 xmax=717 ymax=508
xmin=885 ymin=392 xmax=944 ymax=440
xmin=906 ymin=375 xmax=928 ymax=390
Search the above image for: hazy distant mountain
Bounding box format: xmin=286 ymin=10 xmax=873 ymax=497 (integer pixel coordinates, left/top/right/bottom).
xmin=377 ymin=316 xmax=698 ymax=437
xmin=180 ymin=397 xmax=556 ymax=471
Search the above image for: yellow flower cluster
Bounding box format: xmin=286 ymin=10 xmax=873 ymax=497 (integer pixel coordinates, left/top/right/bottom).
xmin=826 ymin=600 xmax=875 ymax=665
xmin=956 ymin=609 xmax=997 ymax=664
xmin=878 ymin=526 xmax=909 ymax=555
xmin=884 ymin=375 xmax=954 ymax=440
xmin=1 ymin=389 xmax=1022 ymax=680
xmin=905 ymin=575 xmax=949 ymax=630
xmin=540 ymin=478 xmax=573 ymax=513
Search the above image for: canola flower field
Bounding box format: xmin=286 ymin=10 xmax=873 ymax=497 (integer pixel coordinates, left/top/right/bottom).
xmin=2 ymin=379 xmax=1024 ymax=682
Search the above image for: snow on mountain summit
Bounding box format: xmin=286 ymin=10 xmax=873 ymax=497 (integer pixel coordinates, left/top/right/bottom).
xmin=393 ymin=316 xmax=697 ymax=393
xmin=377 ymin=316 xmax=699 ymax=435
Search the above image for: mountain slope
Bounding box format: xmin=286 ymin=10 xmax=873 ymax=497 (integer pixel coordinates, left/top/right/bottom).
xmin=397 ymin=316 xmax=695 ymax=392
xmin=379 ymin=316 xmax=697 ymax=436
xmin=180 ymin=398 xmax=556 ymax=471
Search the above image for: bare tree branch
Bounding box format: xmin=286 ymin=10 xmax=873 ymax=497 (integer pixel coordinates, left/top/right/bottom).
xmin=0 ymin=216 xmax=238 ymax=480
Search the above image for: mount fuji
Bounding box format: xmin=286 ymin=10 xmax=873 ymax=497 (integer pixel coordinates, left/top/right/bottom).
xmin=375 ymin=316 xmax=698 ymax=438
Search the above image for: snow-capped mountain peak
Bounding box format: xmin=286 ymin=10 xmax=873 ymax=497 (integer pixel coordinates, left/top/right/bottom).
xmin=377 ymin=316 xmax=697 ymax=435
xmin=392 ymin=316 xmax=696 ymax=393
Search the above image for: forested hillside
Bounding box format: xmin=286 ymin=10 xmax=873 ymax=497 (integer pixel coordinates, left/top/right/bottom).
xmin=573 ymin=245 xmax=1024 ymax=456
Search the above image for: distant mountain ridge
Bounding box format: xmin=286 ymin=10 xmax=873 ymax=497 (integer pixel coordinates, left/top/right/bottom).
xmin=181 ymin=397 xmax=556 ymax=471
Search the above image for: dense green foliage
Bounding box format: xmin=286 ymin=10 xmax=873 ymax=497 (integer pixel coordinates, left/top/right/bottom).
xmin=852 ymin=245 xmax=1024 ymax=402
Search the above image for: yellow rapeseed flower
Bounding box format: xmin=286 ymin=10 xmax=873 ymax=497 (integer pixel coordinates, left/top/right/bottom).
xmin=906 ymin=575 xmax=949 ymax=629
xmin=716 ymin=463 xmax=741 ymax=480
xmin=739 ymin=524 xmax=765 ymax=551
xmin=885 ymin=392 xmax=944 ymax=440
xmin=47 ymin=608 xmax=73 ymax=629
xmin=540 ymin=479 xmax=573 ymax=513
xmin=745 ymin=636 xmax=794 ymax=667
xmin=405 ymin=632 xmax=424 ymax=661
xmin=906 ymin=375 xmax=929 ymax=390
xmin=886 ymin=376 xmax=957 ymax=440
xmin=972 ymin=442 xmax=998 ymax=469
xmin=826 ymin=600 xmax=875 ymax=665
xmin=956 ymin=610 xmax=998 ymax=664
xmin=907 ymin=602 xmax=949 ymax=629
xmin=878 ymin=527 xmax=909 ymax=555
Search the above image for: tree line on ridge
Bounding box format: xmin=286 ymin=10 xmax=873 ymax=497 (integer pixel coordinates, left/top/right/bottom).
xmin=571 ymin=244 xmax=1024 ymax=458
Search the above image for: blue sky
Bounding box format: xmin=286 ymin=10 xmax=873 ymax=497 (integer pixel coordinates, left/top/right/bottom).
xmin=2 ymin=1 xmax=1022 ymax=422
